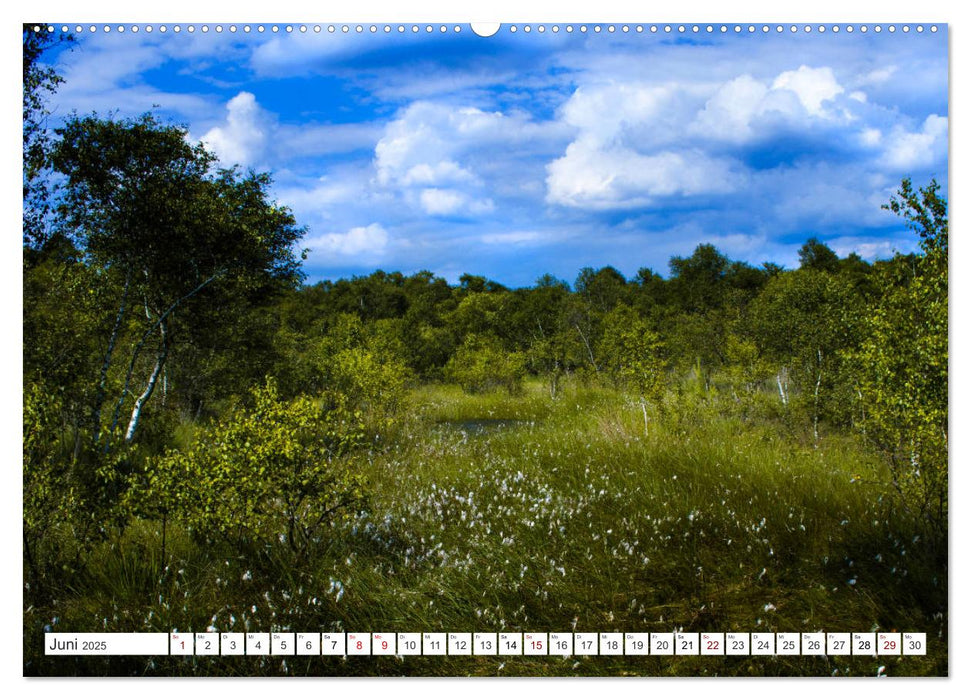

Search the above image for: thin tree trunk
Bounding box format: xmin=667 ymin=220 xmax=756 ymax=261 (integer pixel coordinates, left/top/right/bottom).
xmin=107 ymin=272 xmax=221 ymax=448
xmin=574 ymin=323 xmax=598 ymax=372
xmin=124 ymin=319 xmax=168 ymax=443
xmin=776 ymin=367 xmax=789 ymax=406
xmin=813 ymin=348 xmax=823 ymax=445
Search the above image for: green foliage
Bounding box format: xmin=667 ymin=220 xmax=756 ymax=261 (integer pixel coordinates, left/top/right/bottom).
xmin=131 ymin=380 xmax=368 ymax=555
xmin=509 ymin=276 xmax=582 ymax=398
xmin=53 ymin=114 xmax=305 ymax=292
xmin=23 ymin=25 xmax=72 ymax=251
xmin=23 ymin=384 xmax=74 ymax=582
xmin=669 ymin=244 xmax=730 ymax=313
xmin=851 ymin=179 xmax=947 ymax=526
xmin=748 ymin=268 xmax=860 ymax=436
xmin=596 ymin=304 xmax=666 ymax=401
xmin=446 ymin=291 xmax=512 ymax=343
xmin=327 ymin=348 xmax=410 ymax=417
xmin=23 ymin=258 xmax=106 ymax=413
xmin=797 ymin=237 xmax=840 ymax=273
xmin=664 ymin=309 xmax=727 ymax=385
xmin=315 ymin=314 xmax=412 ymax=417
xmin=23 ymin=381 xmax=137 ymax=593
xmin=574 ymin=266 xmax=629 ymax=313
xmin=884 ymin=177 xmax=947 ymax=258
xmin=723 ymin=333 xmax=770 ymax=398
xmin=51 ymin=113 xmax=305 ymax=446
xmin=526 ymin=334 xmax=576 ymax=399
xmin=446 ymin=334 xmax=527 ymax=395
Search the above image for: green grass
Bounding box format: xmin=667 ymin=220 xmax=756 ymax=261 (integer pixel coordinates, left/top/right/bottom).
xmin=25 ymin=380 xmax=947 ymax=676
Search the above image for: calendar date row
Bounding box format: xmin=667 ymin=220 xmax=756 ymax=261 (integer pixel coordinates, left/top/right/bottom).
xmin=46 ymin=631 xmax=926 ymax=657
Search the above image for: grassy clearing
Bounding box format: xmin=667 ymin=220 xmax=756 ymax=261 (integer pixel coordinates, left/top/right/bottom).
xmin=25 ymin=380 xmax=946 ymax=676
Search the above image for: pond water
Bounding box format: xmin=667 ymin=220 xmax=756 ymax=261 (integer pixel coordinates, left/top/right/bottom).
xmin=437 ymin=418 xmax=534 ymax=435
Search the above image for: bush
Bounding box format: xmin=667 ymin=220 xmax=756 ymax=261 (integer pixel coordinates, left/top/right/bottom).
xmin=23 ymin=383 xmax=126 ymax=587
xmin=317 ymin=314 xmax=412 ymax=418
xmin=445 ymin=334 xmax=526 ymax=395
xmin=130 ymin=379 xmax=368 ymax=557
xmin=328 ymin=347 xmax=410 ymax=417
xmin=596 ymin=304 xmax=666 ymax=402
xmin=23 ymin=383 xmax=75 ymax=590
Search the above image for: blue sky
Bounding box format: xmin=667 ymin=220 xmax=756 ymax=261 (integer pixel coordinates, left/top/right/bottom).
xmin=42 ymin=23 xmax=948 ymax=287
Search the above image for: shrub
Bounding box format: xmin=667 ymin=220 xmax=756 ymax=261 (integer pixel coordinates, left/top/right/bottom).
xmin=596 ymin=304 xmax=666 ymax=402
xmin=131 ymin=379 xmax=368 ymax=557
xmin=327 ymin=347 xmax=410 ymax=417
xmin=23 ymin=383 xmax=74 ymax=590
xmin=445 ymin=334 xmax=526 ymax=395
xmin=317 ymin=314 xmax=412 ymax=418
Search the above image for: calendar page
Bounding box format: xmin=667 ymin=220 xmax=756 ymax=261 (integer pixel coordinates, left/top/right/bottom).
xmin=22 ymin=2 xmax=948 ymax=680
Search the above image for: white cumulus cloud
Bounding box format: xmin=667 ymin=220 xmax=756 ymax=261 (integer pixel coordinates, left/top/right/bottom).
xmin=201 ymin=92 xmax=271 ymax=167
xmin=305 ymin=223 xmax=390 ymax=261
xmin=559 ymin=83 xmax=683 ymax=146
xmin=546 ymin=66 xmax=857 ymax=211
xmin=419 ymin=188 xmax=494 ymax=216
xmin=692 ymin=67 xmax=849 ymax=144
xmin=771 ymin=66 xmax=844 ymax=116
xmin=547 ymin=80 xmax=749 ymax=209
xmin=373 ymin=101 xmax=557 ymax=217
xmin=547 ymin=140 xmax=740 ymax=210
xmin=881 ymin=115 xmax=948 ymax=171
xmin=402 ymin=161 xmax=476 ymax=187
xmin=692 ymin=75 xmax=770 ymax=142
xmin=374 ymin=102 xmax=505 ymax=186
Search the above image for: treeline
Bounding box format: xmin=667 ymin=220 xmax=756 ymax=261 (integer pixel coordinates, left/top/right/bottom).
xmin=269 ymin=241 xmax=883 ymax=410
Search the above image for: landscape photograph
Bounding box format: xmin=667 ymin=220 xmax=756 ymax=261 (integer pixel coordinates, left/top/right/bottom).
xmin=22 ymin=20 xmax=947 ymax=676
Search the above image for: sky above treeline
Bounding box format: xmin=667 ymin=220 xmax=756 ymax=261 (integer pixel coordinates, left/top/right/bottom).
xmin=42 ymin=23 xmax=948 ymax=287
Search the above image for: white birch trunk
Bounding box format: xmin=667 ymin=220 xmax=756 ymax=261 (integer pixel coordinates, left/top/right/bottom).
xmin=776 ymin=367 xmax=789 ymax=406
xmin=125 ymin=321 xmax=168 ymax=443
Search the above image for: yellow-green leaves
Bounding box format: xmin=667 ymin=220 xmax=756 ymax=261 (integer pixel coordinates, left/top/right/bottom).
xmin=851 ymin=180 xmax=948 ymax=526
xmin=446 ymin=334 xmax=527 ymax=395
xmin=132 ymin=379 xmax=368 ymax=557
xmin=596 ymin=304 xmax=666 ymax=402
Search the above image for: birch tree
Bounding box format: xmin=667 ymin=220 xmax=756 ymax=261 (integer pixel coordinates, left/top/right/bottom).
xmin=52 ymin=114 xmax=304 ymax=448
